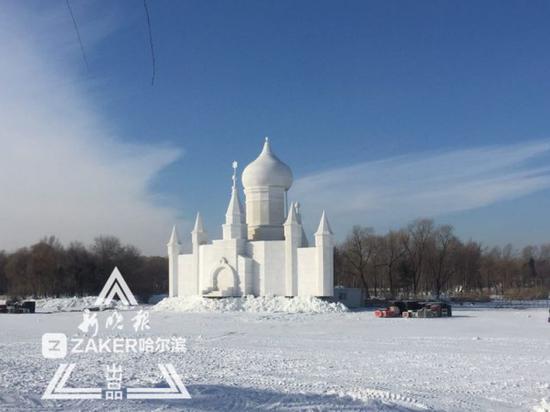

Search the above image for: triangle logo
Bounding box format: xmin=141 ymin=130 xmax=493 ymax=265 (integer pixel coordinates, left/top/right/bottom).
xmin=94 ymin=267 xmax=138 ymax=306
xmin=43 ymin=363 xmax=191 ymax=400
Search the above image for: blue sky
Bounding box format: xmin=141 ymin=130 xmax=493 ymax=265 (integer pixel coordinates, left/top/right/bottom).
xmin=1 ymin=0 xmax=550 ymax=254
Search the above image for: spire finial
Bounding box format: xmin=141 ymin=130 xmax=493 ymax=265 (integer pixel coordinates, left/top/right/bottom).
xmin=192 ymin=212 xmax=205 ymax=233
xmin=231 ymin=160 xmax=238 ymax=190
xmin=284 ymin=202 xmax=299 ymax=225
xmin=167 ymin=225 xmax=180 ymax=246
xmin=261 ymin=136 xmax=272 ymax=155
xmin=315 ymin=210 xmax=333 ymax=235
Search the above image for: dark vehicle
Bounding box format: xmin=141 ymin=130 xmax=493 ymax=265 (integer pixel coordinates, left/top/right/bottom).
xmin=0 ymin=300 xmax=36 ymax=314
xmin=375 ymin=300 xmax=452 ymax=318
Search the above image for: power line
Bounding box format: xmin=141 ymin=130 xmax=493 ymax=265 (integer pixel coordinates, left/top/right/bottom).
xmin=66 ymin=0 xmax=89 ymax=71
xmin=143 ymin=0 xmax=156 ymax=85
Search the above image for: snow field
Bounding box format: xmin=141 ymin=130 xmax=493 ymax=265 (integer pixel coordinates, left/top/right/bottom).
xmin=0 ymin=306 xmax=549 ymax=411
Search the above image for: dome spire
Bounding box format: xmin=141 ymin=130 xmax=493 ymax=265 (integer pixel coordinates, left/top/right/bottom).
xmin=261 ymin=136 xmax=272 ymax=155
xmin=242 ymin=138 xmax=294 ymax=241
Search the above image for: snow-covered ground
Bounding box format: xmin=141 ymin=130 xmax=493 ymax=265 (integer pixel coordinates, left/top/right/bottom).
xmin=34 ymin=296 xmax=100 ymax=313
xmin=0 ymin=304 xmax=549 ymax=411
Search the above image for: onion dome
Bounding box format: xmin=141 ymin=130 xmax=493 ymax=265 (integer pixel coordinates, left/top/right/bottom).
xmin=242 ymin=138 xmax=293 ymax=190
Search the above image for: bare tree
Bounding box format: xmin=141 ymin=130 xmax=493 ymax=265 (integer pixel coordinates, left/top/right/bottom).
xmin=428 ymin=225 xmax=459 ymax=298
xmin=402 ymin=219 xmax=434 ymax=297
xmin=377 ymin=230 xmax=406 ymax=298
xmin=0 ymin=251 xmax=8 ymax=295
xmin=341 ymin=226 xmax=378 ymax=299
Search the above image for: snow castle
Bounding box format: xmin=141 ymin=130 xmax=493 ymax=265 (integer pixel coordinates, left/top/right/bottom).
xmin=167 ymin=138 xmax=334 ymax=297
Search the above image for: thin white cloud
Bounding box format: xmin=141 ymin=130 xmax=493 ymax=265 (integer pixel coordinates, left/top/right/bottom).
xmin=292 ymin=141 xmax=550 ymax=238
xmin=0 ymin=4 xmax=183 ymax=255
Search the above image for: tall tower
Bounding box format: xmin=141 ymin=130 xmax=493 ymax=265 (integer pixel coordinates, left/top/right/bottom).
xmin=167 ymin=225 xmax=181 ymax=297
xmin=222 ymin=161 xmax=247 ymax=240
xmin=191 ymin=212 xmax=207 ymax=294
xmin=314 ymin=210 xmax=334 ymax=297
xmin=242 ymin=138 xmax=293 ymax=241
xmin=284 ymin=202 xmax=302 ymax=296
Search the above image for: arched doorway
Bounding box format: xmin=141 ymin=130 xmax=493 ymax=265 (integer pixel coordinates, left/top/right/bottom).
xmin=204 ymin=258 xmax=240 ymax=297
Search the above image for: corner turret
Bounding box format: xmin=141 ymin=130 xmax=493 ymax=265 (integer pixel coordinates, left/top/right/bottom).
xmin=167 ymin=225 xmax=181 ymax=297
xmin=315 ymin=211 xmax=334 ymax=296
xmin=284 ymin=203 xmax=302 ymax=296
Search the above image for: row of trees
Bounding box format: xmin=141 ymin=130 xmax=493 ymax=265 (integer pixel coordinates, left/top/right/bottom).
xmin=1 ymin=219 xmax=549 ymax=300
xmin=335 ymin=219 xmax=550 ymax=300
xmin=0 ymin=236 xmax=167 ymax=300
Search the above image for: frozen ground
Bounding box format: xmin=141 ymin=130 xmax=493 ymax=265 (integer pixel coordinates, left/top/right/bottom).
xmin=34 ymin=296 xmax=100 ymax=313
xmin=0 ymin=305 xmax=549 ymax=411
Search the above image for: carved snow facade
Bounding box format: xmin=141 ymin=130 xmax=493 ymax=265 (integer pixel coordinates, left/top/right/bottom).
xmin=168 ymin=139 xmax=333 ymax=297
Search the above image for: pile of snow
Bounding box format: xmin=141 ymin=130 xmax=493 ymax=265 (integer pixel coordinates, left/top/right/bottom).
xmin=35 ymin=296 xmax=104 ymax=312
xmin=534 ymin=399 xmax=550 ymax=412
xmin=153 ymin=295 xmax=348 ymax=314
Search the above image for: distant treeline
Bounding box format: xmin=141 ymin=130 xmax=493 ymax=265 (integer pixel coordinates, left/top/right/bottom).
xmin=0 ymin=236 xmax=167 ymax=300
xmin=1 ymin=219 xmax=549 ymax=301
xmin=335 ymin=219 xmax=550 ymax=300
